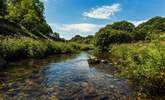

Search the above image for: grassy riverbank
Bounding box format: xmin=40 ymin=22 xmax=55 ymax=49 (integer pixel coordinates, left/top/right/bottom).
xmin=110 ymin=41 xmax=165 ymax=96
xmin=93 ymin=16 xmax=165 ymax=96
xmin=0 ymin=37 xmax=94 ymax=62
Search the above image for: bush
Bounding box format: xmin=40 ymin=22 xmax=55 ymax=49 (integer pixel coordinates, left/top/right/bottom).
xmin=94 ymin=17 xmax=165 ymax=52
xmin=110 ymin=42 xmax=165 ymax=95
xmin=0 ymin=37 xmax=78 ymax=60
xmin=0 ymin=37 xmax=94 ymax=61
xmin=111 ymin=21 xmax=135 ymax=32
xmin=95 ymin=29 xmax=133 ymax=52
xmin=70 ymin=35 xmax=94 ymax=44
xmin=94 ymin=21 xmax=136 ymax=52
xmin=24 ymin=39 xmax=48 ymax=57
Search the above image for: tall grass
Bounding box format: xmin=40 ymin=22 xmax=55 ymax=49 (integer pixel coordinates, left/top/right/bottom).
xmin=0 ymin=37 xmax=94 ymax=61
xmin=110 ymin=41 xmax=165 ymax=96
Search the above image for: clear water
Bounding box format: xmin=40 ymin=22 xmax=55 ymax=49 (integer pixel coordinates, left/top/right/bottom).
xmin=0 ymin=52 xmax=132 ymax=100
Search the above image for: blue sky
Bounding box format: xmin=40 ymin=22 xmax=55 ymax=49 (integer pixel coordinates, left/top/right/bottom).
xmin=42 ymin=0 xmax=165 ymax=39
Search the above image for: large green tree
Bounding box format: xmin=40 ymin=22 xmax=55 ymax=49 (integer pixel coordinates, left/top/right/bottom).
xmin=6 ymin=0 xmax=52 ymax=38
xmin=95 ymin=21 xmax=135 ymax=51
xmin=111 ymin=21 xmax=135 ymax=32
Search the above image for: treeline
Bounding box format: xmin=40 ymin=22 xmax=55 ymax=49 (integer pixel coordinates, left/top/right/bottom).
xmin=94 ymin=16 xmax=165 ymax=96
xmin=70 ymin=35 xmax=94 ymax=44
xmin=95 ymin=16 xmax=165 ymax=51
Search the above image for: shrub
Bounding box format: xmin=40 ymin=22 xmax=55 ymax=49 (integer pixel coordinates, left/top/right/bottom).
xmin=110 ymin=42 xmax=165 ymax=95
xmin=70 ymin=35 xmax=94 ymax=44
xmin=111 ymin=21 xmax=135 ymax=32
xmin=95 ymin=29 xmax=133 ymax=52
xmin=0 ymin=37 xmax=79 ymax=60
xmin=0 ymin=36 xmax=95 ymax=61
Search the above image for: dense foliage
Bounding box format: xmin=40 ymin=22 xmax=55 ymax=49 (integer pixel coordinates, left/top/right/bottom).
xmin=95 ymin=17 xmax=165 ymax=51
xmin=110 ymin=41 xmax=165 ymax=96
xmin=94 ymin=16 xmax=165 ymax=96
xmin=0 ymin=37 xmax=93 ymax=61
xmin=0 ymin=0 xmax=54 ymax=39
xmin=95 ymin=21 xmax=135 ymax=51
xmin=70 ymin=35 xmax=94 ymax=44
xmin=111 ymin=21 xmax=135 ymax=32
xmin=136 ymin=16 xmax=165 ymax=40
xmin=137 ymin=16 xmax=165 ymax=33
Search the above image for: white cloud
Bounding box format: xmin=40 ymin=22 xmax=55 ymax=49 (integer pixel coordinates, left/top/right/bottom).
xmin=130 ymin=19 xmax=148 ymax=26
xmin=49 ymin=23 xmax=103 ymax=39
xmin=83 ymin=3 xmax=121 ymax=19
xmin=40 ymin=0 xmax=48 ymax=2
xmin=49 ymin=19 xmax=149 ymax=39
xmin=59 ymin=23 xmax=101 ymax=32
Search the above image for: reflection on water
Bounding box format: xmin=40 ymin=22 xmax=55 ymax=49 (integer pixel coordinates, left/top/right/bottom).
xmin=0 ymin=52 xmax=132 ymax=100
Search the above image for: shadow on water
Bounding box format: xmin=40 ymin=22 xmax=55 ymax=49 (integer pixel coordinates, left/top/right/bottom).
xmin=0 ymin=51 xmax=134 ymax=99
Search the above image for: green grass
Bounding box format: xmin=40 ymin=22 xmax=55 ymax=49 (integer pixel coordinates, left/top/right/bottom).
xmin=110 ymin=41 xmax=165 ymax=96
xmin=0 ymin=37 xmax=94 ymax=61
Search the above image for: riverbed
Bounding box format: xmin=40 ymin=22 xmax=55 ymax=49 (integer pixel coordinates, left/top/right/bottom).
xmin=0 ymin=52 xmax=133 ymax=100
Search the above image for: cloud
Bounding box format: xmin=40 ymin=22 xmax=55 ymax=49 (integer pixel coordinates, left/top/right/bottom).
xmin=40 ymin=0 xmax=48 ymax=2
xmin=83 ymin=3 xmax=121 ymax=19
xmin=130 ymin=19 xmax=148 ymax=26
xmin=59 ymin=23 xmax=102 ymax=32
xmin=49 ymin=23 xmax=103 ymax=39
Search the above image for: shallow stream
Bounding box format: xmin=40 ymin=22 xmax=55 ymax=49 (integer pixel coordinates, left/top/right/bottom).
xmin=0 ymin=52 xmax=133 ymax=100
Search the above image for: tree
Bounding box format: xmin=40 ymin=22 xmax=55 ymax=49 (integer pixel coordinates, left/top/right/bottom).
xmin=137 ymin=16 xmax=165 ymax=33
xmin=70 ymin=35 xmax=94 ymax=44
xmin=135 ymin=16 xmax=165 ymax=40
xmin=95 ymin=30 xmax=112 ymax=52
xmin=83 ymin=35 xmax=94 ymax=44
xmin=94 ymin=21 xmax=134 ymax=51
xmin=112 ymin=21 xmax=135 ymax=32
xmin=95 ymin=29 xmax=132 ymax=52
xmin=6 ymin=0 xmax=52 ymax=37
xmin=71 ymin=35 xmax=83 ymax=41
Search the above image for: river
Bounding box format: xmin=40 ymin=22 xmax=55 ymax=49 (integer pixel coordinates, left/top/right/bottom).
xmin=0 ymin=51 xmax=133 ymax=100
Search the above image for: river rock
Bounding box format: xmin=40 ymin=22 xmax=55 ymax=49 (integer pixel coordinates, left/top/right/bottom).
xmin=88 ymin=56 xmax=100 ymax=64
xmin=100 ymin=60 xmax=108 ymax=63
